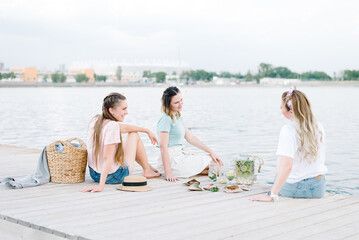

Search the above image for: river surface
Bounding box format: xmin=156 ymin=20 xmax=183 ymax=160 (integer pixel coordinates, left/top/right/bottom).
xmin=0 ymin=86 xmax=358 ymax=196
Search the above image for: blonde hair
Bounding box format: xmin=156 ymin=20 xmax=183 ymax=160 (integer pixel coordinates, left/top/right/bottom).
xmin=282 ymin=90 xmax=322 ymax=163
xmin=93 ymin=93 xmax=126 ymax=168
xmin=161 ymin=86 xmax=181 ymax=122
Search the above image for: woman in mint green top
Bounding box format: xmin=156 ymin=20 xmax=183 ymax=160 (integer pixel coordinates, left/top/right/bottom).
xmin=157 ymin=86 xmax=223 ymax=182
xmin=157 ymin=114 xmax=185 ymax=146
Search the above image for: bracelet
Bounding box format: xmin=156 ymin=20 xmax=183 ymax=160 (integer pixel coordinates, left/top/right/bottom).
xmin=267 ymin=190 xmax=279 ymax=200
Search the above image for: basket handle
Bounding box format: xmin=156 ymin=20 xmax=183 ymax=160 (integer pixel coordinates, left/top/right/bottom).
xmin=47 ymin=140 xmax=69 ymax=154
xmin=65 ymin=137 xmax=87 ymax=149
xmin=252 ymin=155 xmax=264 ymax=173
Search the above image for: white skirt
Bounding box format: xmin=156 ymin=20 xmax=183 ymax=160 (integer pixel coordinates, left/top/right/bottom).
xmin=157 ymin=146 xmax=212 ymax=178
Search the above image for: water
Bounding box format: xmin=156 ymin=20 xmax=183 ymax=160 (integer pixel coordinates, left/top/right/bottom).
xmin=0 ymin=86 xmax=358 ymax=196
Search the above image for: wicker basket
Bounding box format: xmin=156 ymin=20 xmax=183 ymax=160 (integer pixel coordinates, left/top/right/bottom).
xmin=47 ymin=137 xmax=87 ymax=183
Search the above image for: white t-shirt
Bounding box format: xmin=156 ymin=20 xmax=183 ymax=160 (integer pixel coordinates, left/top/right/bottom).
xmin=87 ymin=116 xmax=122 ymax=174
xmin=276 ymin=121 xmax=327 ymax=183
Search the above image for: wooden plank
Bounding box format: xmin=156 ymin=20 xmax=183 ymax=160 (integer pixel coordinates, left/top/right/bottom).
xmin=89 ymin=199 xmax=300 ymax=239
xmin=1 ymin=179 xmax=216 ymax=217
xmin=0 ymin=176 xmax=165 ymax=200
xmin=0 ymin=218 xmax=66 ymax=240
xmin=0 ymin=171 xmax=167 ymax=204
xmin=226 ymin=198 xmax=359 ymax=240
xmin=159 ymin=195 xmax=349 ymax=240
xmin=1 ymin=177 xmax=266 ymax=221
xmin=0 ymin=179 xmax=184 ymax=208
xmin=271 ymin=206 xmax=359 ymax=240
xmin=1 ymin=145 xmax=358 ymax=240
xmin=46 ymin=184 xmax=267 ymax=230
xmin=54 ymin=187 xmax=268 ymax=234
xmin=342 ymin=229 xmax=359 ymax=240
xmin=305 ymin=216 xmax=359 ymax=240
xmin=82 ymin=195 xmax=345 ymax=239
xmin=150 ymin=196 xmax=352 ymax=240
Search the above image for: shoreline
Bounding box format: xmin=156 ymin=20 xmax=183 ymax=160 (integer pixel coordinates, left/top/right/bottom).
xmin=1 ymin=81 xmax=359 ymax=88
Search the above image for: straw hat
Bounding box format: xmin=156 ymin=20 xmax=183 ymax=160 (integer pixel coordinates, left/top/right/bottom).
xmin=117 ymin=175 xmax=152 ymax=192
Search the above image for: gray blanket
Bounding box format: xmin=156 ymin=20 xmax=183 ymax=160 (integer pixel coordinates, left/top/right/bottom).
xmin=0 ymin=147 xmax=50 ymax=189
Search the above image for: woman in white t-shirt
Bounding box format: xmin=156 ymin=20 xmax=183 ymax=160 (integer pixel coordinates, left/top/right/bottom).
xmin=82 ymin=93 xmax=160 ymax=193
xmin=250 ymin=87 xmax=327 ymax=202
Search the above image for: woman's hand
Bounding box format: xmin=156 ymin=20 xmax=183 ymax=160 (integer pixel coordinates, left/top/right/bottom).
xmin=248 ymin=194 xmax=273 ymax=202
xmin=81 ymin=185 xmax=104 ymax=193
xmin=147 ymin=130 xmax=158 ymax=145
xmin=165 ymin=173 xmax=179 ymax=182
xmin=209 ymin=151 xmax=223 ymax=166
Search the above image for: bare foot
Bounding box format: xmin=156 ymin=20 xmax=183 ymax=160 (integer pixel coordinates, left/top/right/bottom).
xmin=143 ymin=169 xmax=160 ymax=178
xmin=150 ymin=165 xmax=159 ymax=173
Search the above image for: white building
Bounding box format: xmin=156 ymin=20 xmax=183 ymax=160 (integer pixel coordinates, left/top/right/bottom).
xmin=260 ymin=78 xmax=302 ymax=85
xmin=212 ymin=76 xmax=238 ymax=85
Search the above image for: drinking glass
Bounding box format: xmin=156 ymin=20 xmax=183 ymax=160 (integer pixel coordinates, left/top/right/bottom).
xmin=219 ymin=167 xmax=227 ymax=184
xmin=226 ymin=168 xmax=235 ymax=186
xmin=208 ymin=162 xmax=218 ymax=183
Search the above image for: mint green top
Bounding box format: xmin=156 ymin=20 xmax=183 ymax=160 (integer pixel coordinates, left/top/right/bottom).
xmin=157 ymin=114 xmax=185 ymax=147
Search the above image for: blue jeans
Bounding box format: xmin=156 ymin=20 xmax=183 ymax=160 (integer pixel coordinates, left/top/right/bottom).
xmin=279 ymin=175 xmax=326 ymax=198
xmin=89 ymin=165 xmax=130 ymax=184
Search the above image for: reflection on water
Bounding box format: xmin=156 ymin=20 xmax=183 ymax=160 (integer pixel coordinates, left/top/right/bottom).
xmin=0 ymin=86 xmax=358 ymax=196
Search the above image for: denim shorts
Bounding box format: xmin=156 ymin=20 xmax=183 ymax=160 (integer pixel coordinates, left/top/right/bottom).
xmin=89 ymin=164 xmax=130 ymax=184
xmin=279 ymin=175 xmax=326 ymax=198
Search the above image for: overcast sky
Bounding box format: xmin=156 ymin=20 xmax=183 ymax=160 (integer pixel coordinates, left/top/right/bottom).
xmin=1 ymin=0 xmax=358 ymax=75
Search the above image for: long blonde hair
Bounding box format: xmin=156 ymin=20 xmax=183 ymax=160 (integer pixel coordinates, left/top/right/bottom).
xmin=93 ymin=93 xmax=126 ymax=167
xmin=282 ymin=89 xmax=322 ymax=163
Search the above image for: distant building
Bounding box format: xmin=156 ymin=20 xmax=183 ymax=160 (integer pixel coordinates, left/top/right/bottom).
xmin=70 ymin=60 xmax=191 ymax=82
xmin=121 ymin=72 xmax=143 ymax=82
xmin=10 ymin=67 xmax=38 ymax=82
xmin=0 ymin=62 xmax=4 ymax=71
xmin=212 ymin=76 xmax=238 ymax=85
xmin=59 ymin=64 xmax=66 ymax=73
xmin=165 ymin=73 xmax=180 ymax=84
xmin=260 ymin=77 xmax=301 ymax=85
xmin=69 ymin=69 xmax=95 ymax=82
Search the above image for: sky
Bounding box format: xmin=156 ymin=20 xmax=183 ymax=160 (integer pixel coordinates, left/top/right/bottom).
xmin=1 ymin=0 xmax=359 ymax=75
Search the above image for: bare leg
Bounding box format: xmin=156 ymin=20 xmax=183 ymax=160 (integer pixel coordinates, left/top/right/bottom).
xmin=123 ymin=133 xmax=159 ymax=178
xmin=123 ymin=133 xmax=138 ymax=174
xmin=135 ymin=135 xmax=158 ymax=172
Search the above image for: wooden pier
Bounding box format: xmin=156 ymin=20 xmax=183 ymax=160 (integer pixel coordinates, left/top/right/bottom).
xmin=0 ymin=145 xmax=358 ymax=240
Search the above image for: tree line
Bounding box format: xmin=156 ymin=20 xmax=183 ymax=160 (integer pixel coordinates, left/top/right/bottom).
xmin=142 ymin=63 xmax=359 ymax=83
xmin=0 ymin=72 xmax=16 ymax=80
xmin=2 ymin=64 xmax=359 ymax=83
xmin=142 ymin=71 xmax=167 ymax=83
xmin=179 ymin=63 xmax=334 ymax=83
xmin=257 ymin=63 xmax=334 ymax=81
xmin=342 ymin=70 xmax=359 ymax=81
xmin=49 ymin=72 xmax=107 ymax=83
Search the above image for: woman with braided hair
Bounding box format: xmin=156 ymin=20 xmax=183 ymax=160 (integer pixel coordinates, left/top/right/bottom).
xmin=250 ymin=87 xmax=327 ymax=202
xmin=82 ymin=92 xmax=159 ymax=193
